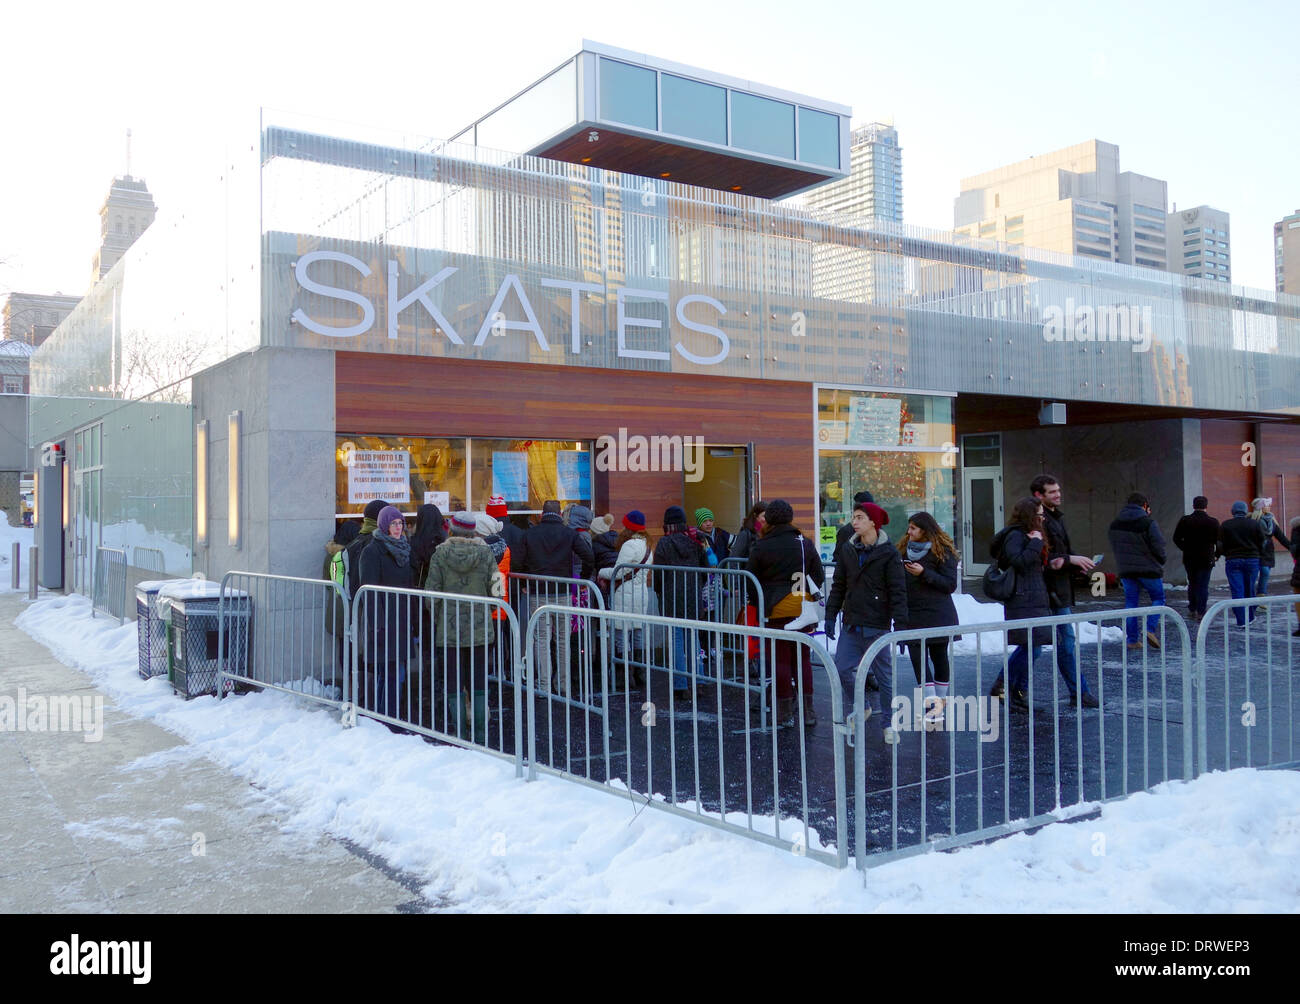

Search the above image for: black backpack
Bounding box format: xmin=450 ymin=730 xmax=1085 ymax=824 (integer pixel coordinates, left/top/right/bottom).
xmin=981 ymin=527 xmax=1017 ymax=602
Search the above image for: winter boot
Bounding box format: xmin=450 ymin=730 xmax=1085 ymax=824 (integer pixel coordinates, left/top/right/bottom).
xmin=776 ymin=697 xmax=795 ymax=726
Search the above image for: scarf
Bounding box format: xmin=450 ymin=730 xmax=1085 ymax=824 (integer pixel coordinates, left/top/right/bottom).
xmin=906 ymin=540 xmax=932 ymax=562
xmin=1259 ymin=513 xmax=1275 ymax=535
xmin=372 ymin=529 xmax=411 ymax=567
xmin=360 ymin=516 xmax=378 ymax=536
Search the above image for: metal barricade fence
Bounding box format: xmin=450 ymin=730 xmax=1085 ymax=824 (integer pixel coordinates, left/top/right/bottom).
xmin=216 ymin=572 xmax=349 ymax=711
xmin=91 ymin=546 xmax=128 ymax=624
xmin=1195 ymin=593 xmax=1300 ymax=774
xmin=352 ymin=584 xmax=524 ymax=775
xmin=508 ymin=572 xmax=605 ymax=705
xmin=849 ymin=605 xmax=1192 ymax=870
xmin=133 ymin=546 xmax=167 ymax=573
xmin=524 ymin=604 xmax=849 ymax=867
xmin=617 ymin=562 xmax=773 ymax=728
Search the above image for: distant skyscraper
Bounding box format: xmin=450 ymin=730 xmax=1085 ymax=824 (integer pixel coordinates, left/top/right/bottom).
xmin=954 ymin=140 xmax=1169 ymax=272
xmin=1168 ymin=206 xmax=1231 ymax=284
xmin=90 ymin=175 xmax=157 ymax=286
xmin=806 ymin=122 xmax=903 ymax=302
xmin=1275 ymin=208 xmax=1300 ymax=295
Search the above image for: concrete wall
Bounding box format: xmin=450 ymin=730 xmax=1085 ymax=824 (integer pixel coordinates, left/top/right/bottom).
xmin=999 ymin=418 xmax=1198 ymax=584
xmin=192 ymin=346 xmax=335 ymax=583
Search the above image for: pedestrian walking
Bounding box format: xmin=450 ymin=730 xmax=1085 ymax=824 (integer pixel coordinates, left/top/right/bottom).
xmin=1217 ymin=501 xmax=1267 ymax=626
xmin=1107 ymin=492 xmax=1168 ymax=649
xmin=824 ymin=500 xmax=907 ymax=730
xmin=898 ymin=512 xmax=960 ymax=724
xmin=1031 ymin=475 xmax=1099 ymax=707
xmin=1250 ymin=497 xmax=1292 ymax=600
xmin=748 ymin=499 xmax=826 ymax=726
xmin=988 ymin=498 xmax=1054 ymax=711
xmin=1173 ymin=496 xmax=1219 ymax=622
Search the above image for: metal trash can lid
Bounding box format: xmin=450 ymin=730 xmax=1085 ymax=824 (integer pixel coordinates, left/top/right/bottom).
xmin=156 ymin=578 xmax=249 ymax=618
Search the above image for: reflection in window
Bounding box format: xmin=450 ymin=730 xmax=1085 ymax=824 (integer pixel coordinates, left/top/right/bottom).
xmin=797 ymin=107 xmax=839 ymax=168
xmin=661 ymin=74 xmax=726 ymax=145
xmin=730 ymin=92 xmax=794 ymax=160
xmin=599 ymin=58 xmax=657 ymax=130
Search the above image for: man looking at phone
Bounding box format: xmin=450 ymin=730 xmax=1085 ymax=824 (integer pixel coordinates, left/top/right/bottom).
xmin=1030 ymin=475 xmax=1099 ymax=709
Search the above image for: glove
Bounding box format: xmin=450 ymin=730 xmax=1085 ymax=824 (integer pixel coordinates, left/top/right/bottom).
xmin=824 ymin=620 xmax=837 ymax=642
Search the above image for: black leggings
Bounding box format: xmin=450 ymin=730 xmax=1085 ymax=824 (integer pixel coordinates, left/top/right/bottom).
xmin=906 ymin=639 xmax=951 ymax=685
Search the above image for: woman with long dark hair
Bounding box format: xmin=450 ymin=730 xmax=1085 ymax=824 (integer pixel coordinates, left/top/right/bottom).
xmin=988 ymin=497 xmax=1052 ymax=711
xmin=410 ymin=503 xmax=447 ymax=588
xmin=898 ymin=511 xmax=959 ymax=725
xmin=728 ymin=502 xmax=768 ymax=561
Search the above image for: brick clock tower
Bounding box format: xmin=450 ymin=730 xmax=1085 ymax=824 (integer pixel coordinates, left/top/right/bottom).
xmin=90 ymin=131 xmax=158 ymax=285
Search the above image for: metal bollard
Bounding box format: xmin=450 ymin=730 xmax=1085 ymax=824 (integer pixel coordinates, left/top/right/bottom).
xmin=28 ymin=547 xmax=38 ymax=600
xmin=10 ymin=541 xmax=18 ymax=590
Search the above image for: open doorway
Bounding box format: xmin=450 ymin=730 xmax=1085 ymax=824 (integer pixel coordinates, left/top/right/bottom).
xmin=683 ymin=444 xmax=750 ymax=541
xmin=960 ymin=434 xmax=1003 ymax=575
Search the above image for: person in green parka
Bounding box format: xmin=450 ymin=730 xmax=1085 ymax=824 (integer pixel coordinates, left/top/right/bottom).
xmin=425 ymin=511 xmax=501 ymax=743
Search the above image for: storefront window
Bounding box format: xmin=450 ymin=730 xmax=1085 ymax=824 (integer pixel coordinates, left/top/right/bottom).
xmin=815 ymin=387 xmax=956 ymax=561
xmin=335 ymin=435 xmax=592 ymax=517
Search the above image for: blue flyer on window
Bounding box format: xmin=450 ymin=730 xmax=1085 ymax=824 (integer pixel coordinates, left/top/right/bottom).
xmin=557 ymin=450 xmax=590 ymax=500
xmin=491 ymin=452 xmax=529 ymax=502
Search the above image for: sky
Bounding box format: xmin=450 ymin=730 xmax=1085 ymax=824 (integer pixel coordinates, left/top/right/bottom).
xmin=2 ymin=0 xmax=1297 ymax=299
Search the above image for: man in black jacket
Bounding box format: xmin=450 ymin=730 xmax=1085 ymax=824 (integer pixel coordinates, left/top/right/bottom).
xmin=520 ymin=500 xmax=593 ymax=692
xmin=1217 ymin=500 xmax=1267 ymax=626
xmin=1031 ymin=476 xmax=1098 ymax=707
xmin=825 ymin=501 xmax=908 ymax=730
xmin=654 ymin=505 xmax=708 ymax=697
xmin=1173 ymin=496 xmax=1219 ymax=621
xmin=1107 ymin=492 xmax=1167 ymax=649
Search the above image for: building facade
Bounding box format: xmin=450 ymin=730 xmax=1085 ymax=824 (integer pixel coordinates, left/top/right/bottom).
xmin=2 ymin=292 xmax=82 ymax=349
xmin=1169 ymin=205 xmax=1231 ymax=283
xmin=90 ymin=175 xmax=157 ymax=285
xmin=1277 ymin=208 xmax=1300 ymax=294
xmin=954 ymin=140 xmax=1170 ymax=271
xmin=24 ymin=49 xmax=1300 ymax=604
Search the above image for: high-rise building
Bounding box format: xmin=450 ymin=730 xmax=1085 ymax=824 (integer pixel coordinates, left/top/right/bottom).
xmin=803 ymin=122 xmax=902 ymax=222
xmin=954 ymin=140 xmax=1169 ymax=271
xmin=1276 ymin=208 xmax=1300 ymax=294
xmin=1168 ymin=205 xmax=1231 ymax=284
xmin=805 ymin=122 xmax=903 ymax=302
xmin=90 ymin=175 xmax=157 ymax=286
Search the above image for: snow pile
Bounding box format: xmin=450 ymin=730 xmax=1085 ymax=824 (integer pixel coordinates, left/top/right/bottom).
xmin=0 ymin=510 xmax=35 ymax=594
xmin=15 ymin=593 xmax=1300 ymax=912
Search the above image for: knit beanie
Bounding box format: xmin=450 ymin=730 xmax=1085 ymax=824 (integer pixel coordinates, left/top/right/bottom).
xmin=765 ymin=499 xmax=794 ymax=525
xmin=663 ymin=505 xmax=687 ymax=527
xmin=450 ymin=511 xmax=478 ymax=536
xmin=854 ymin=501 xmax=888 ymax=531
xmin=473 ymin=512 xmax=503 ymax=538
xmin=376 ymin=505 xmax=405 ymax=536
xmin=1231 ymin=500 xmax=1248 ymax=517
xmin=486 ymin=495 xmax=508 ymax=519
xmin=853 ymin=490 xmax=875 ymax=505
xmin=623 ymin=510 xmax=647 ymax=532
xmin=363 ymin=499 xmax=389 ymax=520
xmin=590 ymin=514 xmax=614 ymax=535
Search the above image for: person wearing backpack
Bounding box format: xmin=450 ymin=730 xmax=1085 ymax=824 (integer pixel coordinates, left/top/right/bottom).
xmin=1107 ymin=492 xmax=1168 ymax=648
xmin=988 ymin=498 xmax=1053 ymax=711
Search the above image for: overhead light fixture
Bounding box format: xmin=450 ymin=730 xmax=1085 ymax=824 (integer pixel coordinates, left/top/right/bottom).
xmin=580 ymin=156 xmax=592 ymax=163
xmin=730 ymin=185 xmax=742 ymax=192
xmin=196 ymin=420 xmax=208 ymax=545
xmin=660 ymin=172 xmax=671 ymax=178
xmin=228 ymin=411 xmax=242 ymax=549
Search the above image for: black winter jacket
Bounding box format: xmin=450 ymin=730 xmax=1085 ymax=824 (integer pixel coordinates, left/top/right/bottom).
xmin=825 ymin=535 xmax=908 ymax=632
xmin=1216 ymin=516 xmax=1266 ymax=560
xmin=991 ymin=526 xmax=1052 ymax=647
xmin=705 ymin=526 xmax=732 ymax=561
xmin=520 ymin=514 xmax=594 ymax=580
xmin=358 ymin=535 xmax=417 ymax=663
xmin=1290 ymin=531 xmax=1300 ymax=590
xmin=746 ymin=524 xmax=825 ymax=619
xmin=592 ymin=530 xmax=620 ymax=577
xmin=1173 ymin=510 xmax=1220 ymax=570
xmin=652 ymin=531 xmax=707 ymax=619
xmin=900 ymin=547 xmax=959 ymax=629
xmin=1107 ymin=504 xmax=1167 ymax=579
xmin=1257 ymin=518 xmax=1292 ymax=569
xmin=729 ymin=527 xmax=758 ymax=561
xmin=1040 ymin=506 xmax=1076 ymax=609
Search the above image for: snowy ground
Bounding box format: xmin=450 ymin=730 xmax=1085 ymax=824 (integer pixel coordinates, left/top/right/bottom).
xmin=0 ymin=511 xmax=35 ymax=594
xmin=11 ymin=591 xmax=1300 ymax=912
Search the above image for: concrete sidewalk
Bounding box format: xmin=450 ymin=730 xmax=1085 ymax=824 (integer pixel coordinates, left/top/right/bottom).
xmin=0 ymin=593 xmax=421 ymax=913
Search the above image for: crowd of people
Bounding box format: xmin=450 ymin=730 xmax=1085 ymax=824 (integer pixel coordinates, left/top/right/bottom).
xmin=321 ymin=480 xmax=1299 ymax=743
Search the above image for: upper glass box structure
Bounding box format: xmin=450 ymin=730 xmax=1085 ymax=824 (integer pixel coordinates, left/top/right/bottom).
xmin=451 ymin=40 xmax=851 ymax=200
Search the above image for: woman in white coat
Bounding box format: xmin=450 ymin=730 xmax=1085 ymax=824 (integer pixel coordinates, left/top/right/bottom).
xmin=597 ymin=511 xmax=657 ymax=686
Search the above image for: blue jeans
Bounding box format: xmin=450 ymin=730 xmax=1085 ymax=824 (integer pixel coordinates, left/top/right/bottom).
xmin=1005 ymin=645 xmax=1042 ymax=693
xmin=1186 ymin=566 xmax=1212 ymax=616
xmin=1256 ymin=565 xmax=1272 ymax=598
xmin=1122 ymin=577 xmax=1166 ymax=643
xmin=1052 ymin=607 xmax=1090 ymax=695
xmin=833 ymin=624 xmax=894 ymax=720
xmin=1225 ymin=558 xmax=1259 ymax=625
xmin=669 ymin=625 xmax=697 ymax=691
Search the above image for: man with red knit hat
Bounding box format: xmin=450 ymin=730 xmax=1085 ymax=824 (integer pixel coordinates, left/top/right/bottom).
xmin=825 ymin=500 xmax=908 ymax=734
